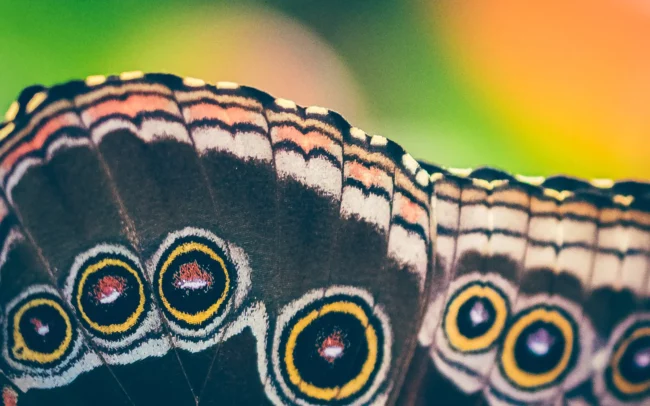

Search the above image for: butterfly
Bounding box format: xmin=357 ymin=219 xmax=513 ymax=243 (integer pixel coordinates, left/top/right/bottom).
xmin=0 ymin=72 xmax=647 ymax=406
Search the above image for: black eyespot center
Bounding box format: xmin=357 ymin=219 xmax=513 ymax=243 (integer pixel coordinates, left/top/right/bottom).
xmin=18 ymin=303 xmax=67 ymax=354
xmin=457 ymin=296 xmax=497 ymax=339
xmin=607 ymin=323 xmax=650 ymax=399
xmin=293 ymin=311 xmax=368 ymax=388
xmin=277 ymin=294 xmax=385 ymax=404
xmin=74 ymin=252 xmax=147 ymax=337
xmin=500 ymin=305 xmax=578 ymax=391
xmin=155 ymin=235 xmax=236 ymax=328
xmin=443 ymin=281 xmax=509 ymax=353
xmin=619 ymin=335 xmax=650 ymax=384
xmin=513 ymin=321 xmax=565 ymax=374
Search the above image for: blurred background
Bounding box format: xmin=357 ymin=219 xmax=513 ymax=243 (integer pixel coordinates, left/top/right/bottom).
xmin=1 ymin=0 xmax=648 ymax=179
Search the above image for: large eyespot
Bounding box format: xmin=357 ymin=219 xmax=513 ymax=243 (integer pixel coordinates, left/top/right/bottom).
xmin=67 ymin=245 xmax=147 ymax=337
xmin=271 ymin=287 xmax=392 ymax=406
xmin=153 ymin=230 xmax=233 ymax=326
xmin=499 ymin=305 xmax=578 ymax=390
xmin=606 ymin=321 xmax=650 ymax=400
xmin=443 ymin=281 xmax=509 ymax=354
xmin=149 ymin=227 xmax=251 ymax=350
xmin=63 ymin=244 xmax=165 ymax=363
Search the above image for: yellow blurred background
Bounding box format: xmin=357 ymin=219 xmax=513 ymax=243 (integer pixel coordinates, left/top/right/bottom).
xmin=1 ymin=1 xmax=648 ymax=179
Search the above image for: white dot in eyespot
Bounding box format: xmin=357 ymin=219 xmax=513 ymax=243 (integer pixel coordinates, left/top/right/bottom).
xmin=30 ymin=318 xmax=50 ymax=336
xmin=318 ymin=331 xmax=346 ymax=364
xmin=634 ymin=347 xmax=650 ymax=369
xmin=323 ymin=346 xmax=344 ymax=360
xmin=173 ymin=260 xmax=214 ymax=291
xmin=469 ymin=301 xmax=489 ymax=327
xmin=93 ymin=275 xmax=127 ymax=304
xmin=527 ymin=327 xmax=556 ymax=356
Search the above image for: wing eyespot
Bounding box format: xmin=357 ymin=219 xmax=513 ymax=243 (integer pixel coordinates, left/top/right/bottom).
xmin=148 ymin=227 xmax=252 ymax=350
xmin=606 ymin=321 xmax=650 ymax=400
xmin=443 ymin=281 xmax=509 ymax=354
xmin=156 ymin=239 xmax=231 ymax=326
xmin=2 ymin=285 xmax=101 ymax=391
xmin=68 ymin=246 xmax=148 ymax=338
xmin=271 ymin=288 xmax=392 ymax=405
xmin=10 ymin=297 xmax=73 ymax=366
xmin=499 ymin=305 xmax=578 ymax=390
xmin=62 ymin=244 xmax=169 ymax=364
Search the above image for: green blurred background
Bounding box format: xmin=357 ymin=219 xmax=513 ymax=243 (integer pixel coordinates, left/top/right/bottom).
xmin=1 ymin=0 xmax=648 ymax=179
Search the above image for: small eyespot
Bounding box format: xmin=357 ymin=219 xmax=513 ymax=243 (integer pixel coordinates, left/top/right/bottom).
xmin=2 ymin=285 xmax=101 ymax=390
xmin=8 ymin=293 xmax=73 ymax=367
xmin=67 ymin=245 xmax=148 ymax=338
xmin=149 ymin=228 xmax=251 ymax=350
xmin=272 ymin=288 xmax=392 ymax=405
xmin=606 ymin=321 xmax=650 ymax=400
xmin=443 ymin=281 xmax=509 ymax=354
xmin=500 ymin=305 xmax=578 ymax=390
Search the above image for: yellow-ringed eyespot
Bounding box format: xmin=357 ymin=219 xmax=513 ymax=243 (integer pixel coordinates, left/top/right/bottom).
xmin=149 ymin=228 xmax=252 ymax=352
xmin=3 ymin=285 xmax=102 ymax=389
xmin=272 ymin=288 xmax=392 ymax=405
xmin=499 ymin=305 xmax=578 ymax=390
xmin=443 ymin=281 xmax=509 ymax=354
xmin=606 ymin=321 xmax=650 ymax=400
xmin=66 ymin=245 xmax=148 ymax=339
xmin=152 ymin=229 xmax=237 ymax=329
xmin=7 ymin=293 xmax=74 ymax=367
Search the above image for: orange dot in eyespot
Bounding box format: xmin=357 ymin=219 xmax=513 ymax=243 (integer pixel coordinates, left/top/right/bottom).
xmin=92 ymin=275 xmax=127 ymax=305
xmin=173 ymin=260 xmax=214 ymax=291
xmin=29 ymin=317 xmax=50 ymax=337
xmin=318 ymin=330 xmax=347 ymax=364
xmin=2 ymin=386 xmax=18 ymax=406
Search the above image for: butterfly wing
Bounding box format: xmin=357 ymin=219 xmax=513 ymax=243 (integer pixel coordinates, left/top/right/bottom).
xmin=0 ymin=73 xmax=432 ymax=405
xmin=1 ymin=72 xmax=649 ymax=406
xmin=401 ymin=166 xmax=650 ymax=405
